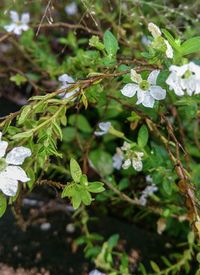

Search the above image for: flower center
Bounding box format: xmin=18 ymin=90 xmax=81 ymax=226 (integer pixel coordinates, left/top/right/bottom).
xmin=184 ymin=70 xmax=192 ymax=79
xmin=139 ymin=80 xmax=150 ymax=91
xmin=0 ymin=158 xmax=7 ymax=172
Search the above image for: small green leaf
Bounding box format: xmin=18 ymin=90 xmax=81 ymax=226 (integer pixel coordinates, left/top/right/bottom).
xmin=69 ymin=114 xmax=92 ymax=133
xmin=107 ymin=234 xmax=119 ymax=249
xmin=70 ymin=158 xmax=82 ymax=183
xmin=71 ymin=188 xmax=82 ymax=209
xmin=87 ymin=182 xmax=105 ymax=193
xmin=150 ymin=261 xmax=160 ymax=273
xmin=0 ymin=193 xmax=7 ymax=218
xmin=10 ymin=74 xmax=27 ymax=86
xmin=103 ymin=30 xmax=119 ymax=57
xmin=89 ymin=35 xmax=105 ymax=51
xmin=138 ymin=125 xmax=149 ymax=147
xmin=79 ymin=187 xmax=92 ymax=205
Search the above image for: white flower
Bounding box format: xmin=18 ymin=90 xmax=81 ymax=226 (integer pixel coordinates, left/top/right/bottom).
xmin=65 ymin=2 xmax=78 ymax=16
xmin=112 ymin=148 xmax=124 ymax=170
xmin=4 ymin=11 xmax=30 ymax=35
xmin=166 ymin=62 xmax=200 ymax=96
xmin=121 ymin=70 xmax=166 ymax=108
xmin=148 ymin=22 xmax=162 ymax=38
xmin=148 ymin=22 xmax=173 ymax=59
xmin=58 ymin=74 xmax=79 ymax=100
xmin=132 ymin=151 xmax=144 ymax=171
xmin=0 ymin=132 xmax=31 ymax=196
xmin=138 ymin=183 xmax=158 ymax=206
xmin=89 ymin=270 xmax=105 ymax=275
xmin=94 ymin=122 xmax=111 ymax=136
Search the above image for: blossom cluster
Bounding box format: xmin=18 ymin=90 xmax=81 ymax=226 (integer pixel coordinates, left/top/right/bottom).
xmin=113 ymin=142 xmax=144 ymax=172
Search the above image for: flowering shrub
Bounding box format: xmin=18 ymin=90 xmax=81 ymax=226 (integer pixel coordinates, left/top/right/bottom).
xmin=0 ymin=1 xmax=200 ymax=274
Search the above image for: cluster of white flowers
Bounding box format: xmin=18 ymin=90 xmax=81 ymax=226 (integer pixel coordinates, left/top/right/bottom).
xmin=166 ymin=62 xmax=200 ymax=96
xmin=148 ymin=22 xmax=173 ymax=59
xmin=121 ymin=69 xmax=166 ymax=108
xmin=58 ymin=74 xmax=79 ymax=100
xmin=113 ymin=142 xmax=144 ymax=172
xmin=94 ymin=122 xmax=111 ymax=136
xmin=138 ymin=176 xmax=158 ymax=206
xmin=0 ymin=132 xmax=31 ymax=196
xmin=4 ymin=10 xmax=30 ymax=35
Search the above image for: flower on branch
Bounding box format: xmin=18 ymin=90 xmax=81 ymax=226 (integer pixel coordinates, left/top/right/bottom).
xmin=65 ymin=2 xmax=78 ymax=16
xmin=166 ymin=62 xmax=200 ymax=96
xmin=58 ymin=74 xmax=79 ymax=100
xmin=0 ymin=132 xmax=31 ymax=196
xmin=4 ymin=10 xmax=30 ymax=35
xmin=94 ymin=122 xmax=111 ymax=136
xmin=121 ymin=70 xmax=166 ymax=108
xmin=148 ymin=22 xmax=173 ymax=59
xmin=138 ymin=181 xmax=158 ymax=206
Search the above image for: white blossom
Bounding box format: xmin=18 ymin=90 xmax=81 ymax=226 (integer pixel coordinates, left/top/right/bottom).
xmin=121 ymin=69 xmax=166 ymax=108
xmin=166 ymin=62 xmax=200 ymax=96
xmin=94 ymin=122 xmax=111 ymax=136
xmin=89 ymin=270 xmax=105 ymax=275
xmin=138 ymin=183 xmax=158 ymax=206
xmin=112 ymin=148 xmax=124 ymax=170
xmin=4 ymin=11 xmax=30 ymax=35
xmin=58 ymin=74 xmax=79 ymax=100
xmin=148 ymin=22 xmax=162 ymax=38
xmin=65 ymin=2 xmax=78 ymax=16
xmin=0 ymin=132 xmax=31 ymax=196
xmin=148 ymin=22 xmax=173 ymax=59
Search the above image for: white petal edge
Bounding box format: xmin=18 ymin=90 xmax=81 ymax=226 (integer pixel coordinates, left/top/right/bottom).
xmin=6 ymin=147 xmax=31 ymax=165
xmin=142 ymin=94 xmax=155 ymax=108
xmin=0 ymin=141 xmax=8 ymax=158
xmin=150 ymin=86 xmax=166 ymax=100
xmin=147 ymin=70 xmax=160 ymax=85
xmin=0 ymin=176 xmax=18 ymax=196
xmin=21 ymin=13 xmax=30 ymax=24
xmin=121 ymin=83 xmax=138 ymax=98
xmin=1 ymin=166 xmax=30 ymax=182
xmin=10 ymin=11 xmax=19 ymax=22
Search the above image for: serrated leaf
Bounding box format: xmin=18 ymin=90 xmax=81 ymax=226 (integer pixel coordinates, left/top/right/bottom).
xmin=70 ymin=158 xmax=82 ymax=183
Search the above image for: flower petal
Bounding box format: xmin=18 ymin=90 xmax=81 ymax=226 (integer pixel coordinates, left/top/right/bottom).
xmin=0 ymin=176 xmax=18 ymax=196
xmin=122 ymin=159 xmax=131 ymax=169
xmin=0 ymin=141 xmax=8 ymax=158
xmin=6 ymin=147 xmax=31 ymax=165
xmin=164 ymin=40 xmax=173 ymax=59
xmin=136 ymin=89 xmax=145 ymax=105
xmin=132 ymin=158 xmax=143 ymax=171
xmin=4 ymin=23 xmax=16 ymax=33
xmin=10 ymin=11 xmax=19 ymax=22
xmin=99 ymin=122 xmax=111 ymax=132
xmin=1 ymin=166 xmax=30 ymax=182
xmin=121 ymin=83 xmax=138 ymax=98
xmin=58 ymin=74 xmax=74 ymax=83
xmin=130 ymin=70 xmax=142 ymax=84
xmin=147 ymin=70 xmax=160 ymax=85
xmin=148 ymin=22 xmax=162 ymax=38
xmin=150 ymin=86 xmax=166 ymax=100
xmin=142 ymin=94 xmax=155 ymax=108
xmin=21 ymin=13 xmax=30 ymax=24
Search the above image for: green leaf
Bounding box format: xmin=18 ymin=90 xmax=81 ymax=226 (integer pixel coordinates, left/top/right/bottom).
xmin=107 ymin=234 xmax=119 ymax=249
xmin=137 ymin=125 xmax=149 ymax=147
xmin=103 ymin=30 xmax=119 ymax=57
xmin=79 ymin=187 xmax=92 ymax=205
xmin=62 ymin=127 xmax=76 ymax=142
xmin=0 ymin=193 xmax=7 ymax=218
xmin=10 ymin=74 xmax=27 ymax=86
xmin=71 ymin=188 xmax=82 ymax=209
xmin=180 ymin=36 xmax=200 ymax=55
xmin=87 ymin=182 xmax=105 ymax=193
xmin=89 ymin=149 xmax=113 ymax=176
xmin=150 ymin=261 xmax=160 ymax=273
xmin=89 ymin=35 xmax=105 ymax=51
xmin=70 ymin=158 xmax=82 ymax=183
xmin=162 ymin=29 xmax=180 ymax=52
xmin=18 ymin=105 xmax=31 ymax=125
xmin=68 ymin=114 xmax=92 ymax=133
